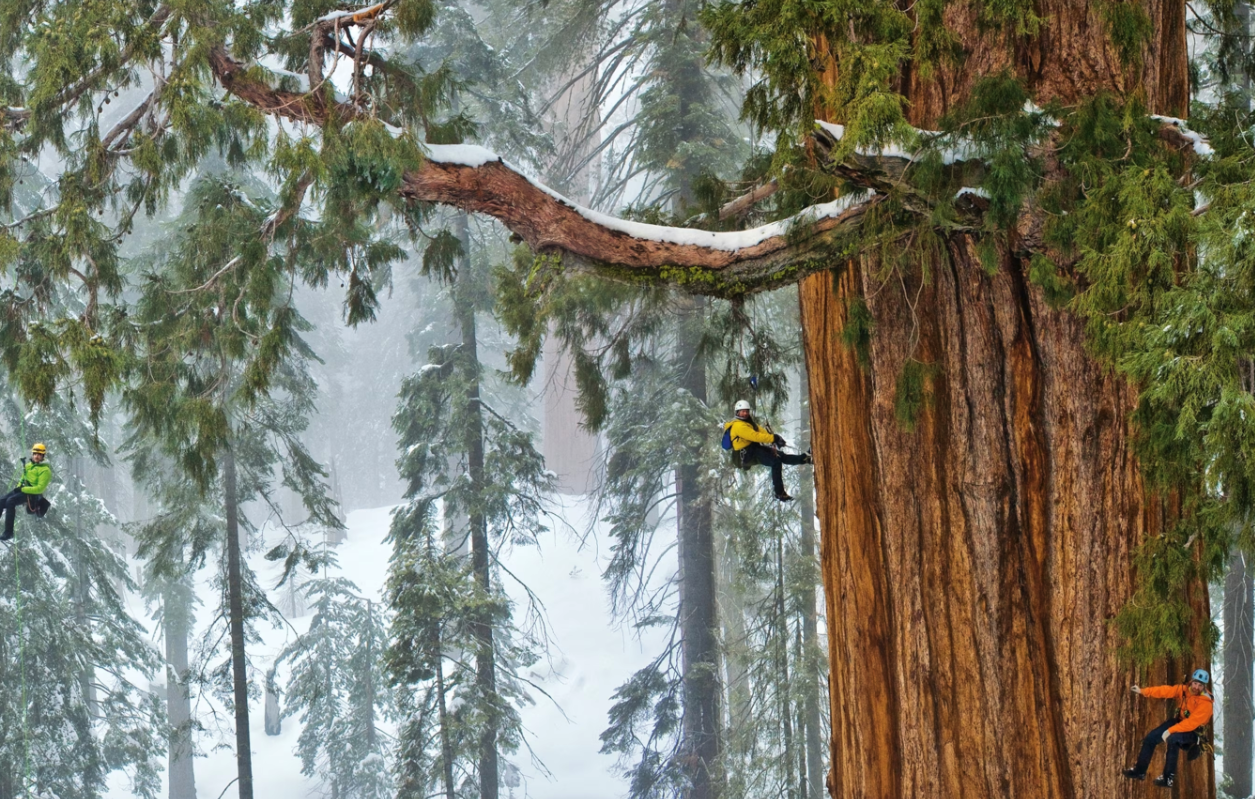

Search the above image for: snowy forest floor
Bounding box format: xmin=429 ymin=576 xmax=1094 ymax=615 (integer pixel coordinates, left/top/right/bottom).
xmin=104 ymin=497 xmax=664 ymax=799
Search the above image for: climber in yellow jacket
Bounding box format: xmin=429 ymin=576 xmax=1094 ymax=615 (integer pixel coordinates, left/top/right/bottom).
xmin=1122 ymin=669 xmax=1213 ymax=788
xmin=723 ymin=400 xmax=811 ymax=501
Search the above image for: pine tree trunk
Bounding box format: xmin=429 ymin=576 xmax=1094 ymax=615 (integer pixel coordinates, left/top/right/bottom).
xmin=718 ymin=525 xmax=752 ymax=736
xmin=799 ymin=6 xmax=1218 ymax=797
xmin=675 ymin=295 xmax=721 ymax=799
xmin=796 ymin=377 xmax=824 ymax=799
xmin=1227 ymin=356 xmax=1255 ymax=799
xmin=73 ymin=459 xmax=98 ymax=715
xmin=165 ymin=579 xmax=197 ymax=799
xmin=775 ymin=539 xmax=796 ymax=799
xmin=364 ymin=600 xmax=377 ymax=748
xmin=223 ymin=448 xmax=254 ymax=799
xmin=454 ymin=213 xmax=499 ymax=799
xmin=1224 ymin=551 xmax=1253 ymax=798
xmin=436 ymin=657 xmax=456 ymax=799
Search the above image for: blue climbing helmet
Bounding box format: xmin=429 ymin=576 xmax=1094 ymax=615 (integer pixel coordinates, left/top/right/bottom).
xmin=1191 ymin=669 xmax=1210 ymax=685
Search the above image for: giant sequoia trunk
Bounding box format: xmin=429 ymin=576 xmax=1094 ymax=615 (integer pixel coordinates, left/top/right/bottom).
xmin=800 ymin=3 xmax=1213 ymax=797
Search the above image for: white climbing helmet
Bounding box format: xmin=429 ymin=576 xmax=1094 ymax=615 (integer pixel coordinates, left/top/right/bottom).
xmin=734 ymin=400 xmax=751 ymax=414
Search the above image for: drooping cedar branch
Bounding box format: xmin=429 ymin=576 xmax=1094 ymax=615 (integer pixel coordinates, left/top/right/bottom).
xmin=3 ymin=4 xmax=175 ymax=135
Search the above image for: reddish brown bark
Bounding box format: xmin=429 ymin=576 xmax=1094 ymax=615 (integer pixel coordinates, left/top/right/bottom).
xmin=802 ymin=247 xmax=1212 ymax=798
xmin=901 ymin=0 xmax=1188 ymax=125
xmin=803 ymin=4 xmax=1211 ymax=797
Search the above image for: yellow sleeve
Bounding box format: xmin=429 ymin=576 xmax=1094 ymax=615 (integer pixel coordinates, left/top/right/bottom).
xmin=730 ymin=420 xmax=776 ymax=447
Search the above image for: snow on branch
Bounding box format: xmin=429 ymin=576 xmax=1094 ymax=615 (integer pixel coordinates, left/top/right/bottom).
xmin=815 ymin=111 xmax=1215 ymax=167
xmin=206 ymin=46 xmax=886 ymax=296
xmin=209 ymin=45 xmax=1212 ymax=296
xmin=408 ymin=142 xmax=877 ymax=291
xmin=315 ymin=1 xmax=390 ymax=25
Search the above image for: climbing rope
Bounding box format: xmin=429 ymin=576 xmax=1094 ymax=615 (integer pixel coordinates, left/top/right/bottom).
xmin=15 ymin=525 xmax=29 ymax=798
xmin=12 ymin=402 xmax=31 ymax=798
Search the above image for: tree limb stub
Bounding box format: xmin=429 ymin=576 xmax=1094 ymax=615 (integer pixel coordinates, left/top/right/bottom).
xmin=719 ymin=179 xmax=780 ymax=220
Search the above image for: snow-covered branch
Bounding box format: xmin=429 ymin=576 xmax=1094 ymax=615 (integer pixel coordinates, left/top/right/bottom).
xmin=206 ymin=47 xmax=887 ymax=296
xmin=205 ymin=44 xmax=1214 ymax=297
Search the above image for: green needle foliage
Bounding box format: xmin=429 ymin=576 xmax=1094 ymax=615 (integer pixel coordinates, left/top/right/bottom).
xmin=275 ymin=576 xmax=395 ymax=799
xmin=698 ymin=0 xmax=1255 ymax=664
xmin=0 ymin=391 xmax=164 ymax=799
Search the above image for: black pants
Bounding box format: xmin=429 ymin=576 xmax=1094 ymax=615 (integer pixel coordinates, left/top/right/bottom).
xmin=743 ymin=444 xmax=809 ymax=495
xmin=1 ymin=489 xmax=29 ymax=539
xmin=1133 ymin=719 xmax=1198 ymax=778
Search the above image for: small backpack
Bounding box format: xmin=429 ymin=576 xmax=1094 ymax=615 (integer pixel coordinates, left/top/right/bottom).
xmin=721 ymin=422 xmax=753 ymax=471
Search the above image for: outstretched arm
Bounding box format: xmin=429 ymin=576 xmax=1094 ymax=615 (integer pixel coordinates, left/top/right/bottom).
xmin=1137 ymin=685 xmax=1183 ymax=700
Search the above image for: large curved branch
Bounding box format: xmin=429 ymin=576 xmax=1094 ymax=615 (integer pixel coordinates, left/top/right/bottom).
xmin=206 ymin=46 xmax=886 ymax=296
xmin=401 ymin=151 xmax=878 ymax=295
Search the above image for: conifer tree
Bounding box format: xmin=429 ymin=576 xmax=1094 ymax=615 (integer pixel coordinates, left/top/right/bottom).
xmin=0 ymin=394 xmax=164 ymax=799
xmin=125 ymin=173 xmax=343 ymax=799
xmin=519 ymin=3 xmax=747 ymax=795
xmin=273 ymin=575 xmax=393 ymax=798
xmin=386 ymin=279 xmax=554 ymax=798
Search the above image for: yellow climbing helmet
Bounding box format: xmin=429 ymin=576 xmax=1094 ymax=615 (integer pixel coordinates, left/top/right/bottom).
xmin=30 ymin=443 xmax=46 ymax=456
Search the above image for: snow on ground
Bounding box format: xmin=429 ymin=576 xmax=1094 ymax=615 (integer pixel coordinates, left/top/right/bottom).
xmin=107 ymin=496 xmax=669 ymax=799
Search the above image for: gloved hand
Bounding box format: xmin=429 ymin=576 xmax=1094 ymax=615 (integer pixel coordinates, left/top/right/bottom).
xmin=1130 ymin=685 xmax=1141 ymax=695
xmin=773 ymin=434 xmax=786 ymax=446
xmin=1162 ymin=729 xmax=1172 ymax=743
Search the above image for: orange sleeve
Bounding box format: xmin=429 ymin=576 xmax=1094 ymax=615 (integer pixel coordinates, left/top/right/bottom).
xmin=1168 ymin=698 xmax=1213 ymax=734
xmin=1138 ymin=685 xmax=1182 ymax=700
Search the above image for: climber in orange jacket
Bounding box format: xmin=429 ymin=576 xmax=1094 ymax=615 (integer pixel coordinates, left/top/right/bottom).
xmin=1122 ymin=669 xmax=1213 ymax=789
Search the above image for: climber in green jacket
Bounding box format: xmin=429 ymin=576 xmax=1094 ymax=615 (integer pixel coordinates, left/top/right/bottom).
xmin=1 ymin=443 xmax=52 ymax=541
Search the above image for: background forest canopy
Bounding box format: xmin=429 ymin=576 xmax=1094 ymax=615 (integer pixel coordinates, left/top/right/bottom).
xmin=4 ymin=0 xmax=1255 ymax=798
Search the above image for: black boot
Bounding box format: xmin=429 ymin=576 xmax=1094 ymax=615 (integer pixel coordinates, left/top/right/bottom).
xmin=1122 ymin=768 xmax=1146 ymax=781
xmin=775 ymin=490 xmax=794 ymax=502
xmin=1153 ymin=774 xmax=1174 ymax=788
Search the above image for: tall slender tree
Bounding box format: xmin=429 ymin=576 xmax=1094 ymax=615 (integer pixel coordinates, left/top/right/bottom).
xmin=126 ymin=174 xmax=344 ymax=799
xmin=274 ymin=576 xmax=394 ymax=798
xmin=386 ymin=292 xmax=554 ymax=799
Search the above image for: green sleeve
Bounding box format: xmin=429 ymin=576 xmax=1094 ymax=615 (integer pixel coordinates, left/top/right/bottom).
xmin=21 ymin=465 xmax=50 ymax=495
